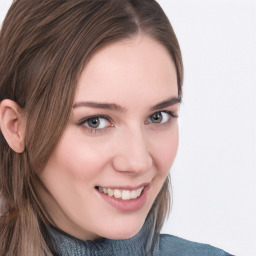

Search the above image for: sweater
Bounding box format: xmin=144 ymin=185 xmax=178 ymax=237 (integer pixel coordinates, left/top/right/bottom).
xmin=49 ymin=222 xmax=234 ymax=256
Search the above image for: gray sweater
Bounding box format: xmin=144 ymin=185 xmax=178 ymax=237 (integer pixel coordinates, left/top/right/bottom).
xmin=49 ymin=222 xmax=233 ymax=256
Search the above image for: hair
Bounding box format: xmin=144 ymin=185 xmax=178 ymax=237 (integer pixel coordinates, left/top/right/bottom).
xmin=0 ymin=0 xmax=183 ymax=255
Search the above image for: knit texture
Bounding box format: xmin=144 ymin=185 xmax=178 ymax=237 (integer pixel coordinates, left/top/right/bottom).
xmin=49 ymin=223 xmax=234 ymax=256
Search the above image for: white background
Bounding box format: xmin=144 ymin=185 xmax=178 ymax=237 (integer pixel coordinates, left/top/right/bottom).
xmin=1 ymin=0 xmax=255 ymax=255
xmin=157 ymin=1 xmax=256 ymax=256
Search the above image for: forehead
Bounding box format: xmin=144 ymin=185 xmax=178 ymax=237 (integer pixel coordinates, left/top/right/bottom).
xmin=75 ymin=35 xmax=178 ymax=106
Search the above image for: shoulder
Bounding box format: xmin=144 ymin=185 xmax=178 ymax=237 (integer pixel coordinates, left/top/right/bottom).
xmin=159 ymin=234 xmax=234 ymax=256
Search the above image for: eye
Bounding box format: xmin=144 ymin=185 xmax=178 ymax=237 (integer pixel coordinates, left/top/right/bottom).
xmin=86 ymin=117 xmax=110 ymax=129
xmin=77 ymin=115 xmax=113 ymax=133
xmin=147 ymin=111 xmax=177 ymax=125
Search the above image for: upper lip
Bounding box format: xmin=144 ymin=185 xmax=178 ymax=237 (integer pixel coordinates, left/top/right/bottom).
xmin=96 ymin=182 xmax=150 ymax=190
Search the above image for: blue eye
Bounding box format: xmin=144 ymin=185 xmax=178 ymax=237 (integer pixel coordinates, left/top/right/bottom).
xmin=77 ymin=116 xmax=113 ymax=132
xmin=86 ymin=117 xmax=110 ymax=129
xmin=147 ymin=111 xmax=177 ymax=124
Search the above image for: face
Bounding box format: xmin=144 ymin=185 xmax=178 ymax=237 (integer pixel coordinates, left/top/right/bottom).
xmin=38 ymin=35 xmax=180 ymax=241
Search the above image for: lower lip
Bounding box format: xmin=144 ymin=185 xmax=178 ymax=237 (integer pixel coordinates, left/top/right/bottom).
xmin=96 ymin=186 xmax=149 ymax=212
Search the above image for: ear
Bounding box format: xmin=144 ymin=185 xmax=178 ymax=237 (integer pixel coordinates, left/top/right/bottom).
xmin=0 ymin=99 xmax=26 ymax=153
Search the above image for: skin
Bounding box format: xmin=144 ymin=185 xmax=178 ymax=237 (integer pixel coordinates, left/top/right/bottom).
xmin=38 ymin=34 xmax=180 ymax=241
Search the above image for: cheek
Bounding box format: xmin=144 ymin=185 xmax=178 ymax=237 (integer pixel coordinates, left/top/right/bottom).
xmin=45 ymin=130 xmax=111 ymax=184
xmin=150 ymin=125 xmax=179 ymax=175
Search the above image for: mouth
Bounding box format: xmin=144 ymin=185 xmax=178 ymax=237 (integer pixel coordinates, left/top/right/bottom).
xmin=95 ymin=185 xmax=147 ymax=201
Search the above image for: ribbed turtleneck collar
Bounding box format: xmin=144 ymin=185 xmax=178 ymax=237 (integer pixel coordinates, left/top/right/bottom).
xmin=49 ymin=218 xmax=160 ymax=256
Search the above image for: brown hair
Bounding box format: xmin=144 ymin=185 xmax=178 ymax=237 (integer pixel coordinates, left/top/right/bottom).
xmin=0 ymin=0 xmax=183 ymax=255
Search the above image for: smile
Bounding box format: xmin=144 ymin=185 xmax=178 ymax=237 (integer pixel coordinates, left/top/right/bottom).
xmin=96 ymin=186 xmax=145 ymax=200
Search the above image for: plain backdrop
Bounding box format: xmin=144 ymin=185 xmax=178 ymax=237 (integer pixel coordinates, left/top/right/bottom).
xmin=0 ymin=1 xmax=255 ymax=255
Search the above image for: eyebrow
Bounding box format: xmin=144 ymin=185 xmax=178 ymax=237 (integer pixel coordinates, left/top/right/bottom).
xmin=150 ymin=96 xmax=182 ymax=111
xmin=72 ymin=96 xmax=181 ymax=112
xmin=73 ymin=101 xmax=127 ymax=112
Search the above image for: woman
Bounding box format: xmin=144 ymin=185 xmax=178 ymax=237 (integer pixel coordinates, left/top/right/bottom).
xmin=0 ymin=0 xmax=232 ymax=255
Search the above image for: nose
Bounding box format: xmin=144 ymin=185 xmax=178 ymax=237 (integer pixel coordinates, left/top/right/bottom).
xmin=112 ymin=126 xmax=153 ymax=174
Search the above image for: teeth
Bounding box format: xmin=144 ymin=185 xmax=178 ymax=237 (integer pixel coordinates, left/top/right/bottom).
xmin=137 ymin=187 xmax=143 ymax=197
xmin=130 ymin=190 xmax=137 ymax=199
xmin=107 ymin=188 xmax=114 ymax=197
xmin=122 ymin=190 xmax=130 ymax=200
xmin=114 ymin=189 xmax=121 ymax=199
xmin=98 ymin=186 xmax=145 ymax=200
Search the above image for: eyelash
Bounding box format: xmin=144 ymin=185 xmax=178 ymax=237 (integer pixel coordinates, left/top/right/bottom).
xmin=76 ymin=115 xmax=113 ymax=134
xmin=76 ymin=111 xmax=178 ymax=134
xmin=146 ymin=111 xmax=178 ymax=125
